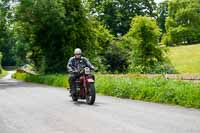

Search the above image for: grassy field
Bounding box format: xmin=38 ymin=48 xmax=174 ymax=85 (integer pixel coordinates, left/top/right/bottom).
xmin=168 ymin=44 xmax=200 ymax=74
xmin=12 ymin=72 xmax=200 ymax=108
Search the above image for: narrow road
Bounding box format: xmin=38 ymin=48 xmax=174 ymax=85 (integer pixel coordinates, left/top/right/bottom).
xmin=0 ymin=71 xmax=200 ymax=133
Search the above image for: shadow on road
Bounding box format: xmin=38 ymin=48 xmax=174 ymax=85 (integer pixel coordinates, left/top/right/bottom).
xmin=72 ymin=100 xmax=105 ymax=107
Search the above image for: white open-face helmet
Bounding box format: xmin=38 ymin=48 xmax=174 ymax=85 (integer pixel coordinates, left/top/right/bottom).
xmin=74 ymin=48 xmax=82 ymax=55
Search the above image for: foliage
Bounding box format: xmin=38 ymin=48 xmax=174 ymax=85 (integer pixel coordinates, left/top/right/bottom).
xmin=96 ymin=75 xmax=200 ymax=108
xmin=0 ymin=51 xmax=7 ymax=77
xmin=12 ymin=22 xmax=30 ymax=66
xmin=102 ymin=40 xmax=129 ymax=73
xmin=2 ymin=0 xmax=199 ymax=74
xmin=0 ymin=69 xmax=7 ymax=77
xmin=15 ymin=0 xmax=94 ymax=73
xmin=0 ymin=0 xmax=16 ymax=66
xmin=89 ymin=18 xmax=114 ymax=72
xmin=12 ymin=72 xmax=68 ymax=87
xmin=163 ymin=0 xmax=200 ymax=45
xmin=128 ymin=61 xmax=177 ymax=74
xmin=89 ymin=0 xmax=157 ymax=36
xmin=0 ymin=52 xmax=2 ymax=73
xmin=13 ymin=72 xmax=200 ymax=108
xmin=156 ymin=0 xmax=168 ymax=41
xmin=15 ymin=0 xmax=114 ymax=73
xmin=124 ymin=16 xmax=167 ymax=73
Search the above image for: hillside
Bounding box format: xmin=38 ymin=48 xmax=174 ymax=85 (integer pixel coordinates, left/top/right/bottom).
xmin=168 ymin=44 xmax=200 ymax=74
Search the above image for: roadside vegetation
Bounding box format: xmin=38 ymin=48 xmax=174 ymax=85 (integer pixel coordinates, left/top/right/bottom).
xmin=0 ymin=70 xmax=7 ymax=77
xmin=0 ymin=52 xmax=2 ymax=74
xmin=13 ymin=72 xmax=200 ymax=108
xmin=0 ymin=52 xmax=7 ymax=77
xmin=12 ymin=72 xmax=69 ymax=88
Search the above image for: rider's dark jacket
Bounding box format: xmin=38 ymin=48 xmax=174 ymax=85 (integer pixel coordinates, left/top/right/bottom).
xmin=67 ymin=56 xmax=95 ymax=74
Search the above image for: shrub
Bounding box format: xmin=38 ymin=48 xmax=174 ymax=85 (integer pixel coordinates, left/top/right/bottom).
xmin=96 ymin=75 xmax=200 ymax=108
xmin=102 ymin=41 xmax=129 ymax=73
xmin=0 ymin=52 xmax=2 ymax=74
xmin=128 ymin=61 xmax=177 ymax=74
xmin=12 ymin=72 xmax=69 ymax=88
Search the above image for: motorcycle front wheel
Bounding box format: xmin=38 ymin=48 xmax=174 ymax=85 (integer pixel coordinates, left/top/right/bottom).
xmin=72 ymin=94 xmax=78 ymax=101
xmin=86 ymin=83 xmax=96 ymax=105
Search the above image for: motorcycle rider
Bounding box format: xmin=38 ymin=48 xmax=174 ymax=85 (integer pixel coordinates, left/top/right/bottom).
xmin=67 ymin=48 xmax=95 ymax=95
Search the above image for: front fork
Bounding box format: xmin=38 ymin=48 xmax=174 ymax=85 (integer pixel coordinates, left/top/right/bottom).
xmin=75 ymin=75 xmax=95 ymax=95
xmin=85 ymin=75 xmax=95 ymax=93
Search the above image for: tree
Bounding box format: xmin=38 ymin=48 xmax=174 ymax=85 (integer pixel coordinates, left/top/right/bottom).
xmin=0 ymin=0 xmax=16 ymax=66
xmin=15 ymin=0 xmax=112 ymax=73
xmin=163 ymin=0 xmax=200 ymax=45
xmin=124 ymin=16 xmax=166 ymax=73
xmin=157 ymin=0 xmax=168 ymax=37
xmin=89 ymin=0 xmax=157 ymax=36
xmin=89 ymin=18 xmax=114 ymax=72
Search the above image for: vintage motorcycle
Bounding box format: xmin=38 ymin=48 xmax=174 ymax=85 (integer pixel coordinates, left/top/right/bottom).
xmin=70 ymin=67 xmax=96 ymax=105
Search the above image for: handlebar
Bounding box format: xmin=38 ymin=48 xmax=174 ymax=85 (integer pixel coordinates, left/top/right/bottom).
xmin=69 ymin=64 xmax=97 ymax=74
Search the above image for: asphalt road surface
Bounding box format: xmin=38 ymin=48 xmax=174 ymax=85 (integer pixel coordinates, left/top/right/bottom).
xmin=0 ymin=71 xmax=200 ymax=133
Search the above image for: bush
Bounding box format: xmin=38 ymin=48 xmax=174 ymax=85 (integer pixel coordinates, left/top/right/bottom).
xmin=96 ymin=75 xmax=200 ymax=108
xmin=12 ymin=72 xmax=69 ymax=88
xmin=13 ymin=72 xmax=200 ymax=108
xmin=128 ymin=61 xmax=177 ymax=74
xmin=0 ymin=52 xmax=2 ymax=74
xmin=102 ymin=41 xmax=129 ymax=73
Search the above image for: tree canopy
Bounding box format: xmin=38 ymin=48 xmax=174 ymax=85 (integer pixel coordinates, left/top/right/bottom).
xmin=15 ymin=0 xmax=107 ymax=73
xmin=163 ymin=0 xmax=200 ymax=45
xmin=89 ymin=0 xmax=157 ymax=36
xmin=1 ymin=0 xmax=191 ymax=74
xmin=0 ymin=0 xmax=16 ymax=66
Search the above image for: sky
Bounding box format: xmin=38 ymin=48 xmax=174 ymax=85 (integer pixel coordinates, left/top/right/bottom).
xmin=155 ymin=0 xmax=164 ymax=3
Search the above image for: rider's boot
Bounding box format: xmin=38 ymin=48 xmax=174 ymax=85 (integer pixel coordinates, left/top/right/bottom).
xmin=70 ymin=83 xmax=76 ymax=96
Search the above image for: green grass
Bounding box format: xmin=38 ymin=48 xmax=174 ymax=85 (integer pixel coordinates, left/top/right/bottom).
xmin=96 ymin=76 xmax=200 ymax=108
xmin=12 ymin=72 xmax=200 ymax=108
xmin=0 ymin=69 xmax=7 ymax=77
xmin=12 ymin=72 xmax=69 ymax=87
xmin=168 ymin=44 xmax=200 ymax=73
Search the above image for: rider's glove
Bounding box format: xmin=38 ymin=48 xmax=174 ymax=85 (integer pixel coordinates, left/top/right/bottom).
xmin=72 ymin=69 xmax=79 ymax=74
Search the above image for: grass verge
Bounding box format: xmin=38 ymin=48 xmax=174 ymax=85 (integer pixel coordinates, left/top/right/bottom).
xmin=0 ymin=69 xmax=7 ymax=78
xmin=12 ymin=72 xmax=200 ymax=108
xmin=12 ymin=72 xmax=68 ymax=87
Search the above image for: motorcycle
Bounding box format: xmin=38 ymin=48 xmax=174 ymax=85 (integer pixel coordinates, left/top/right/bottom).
xmin=70 ymin=67 xmax=96 ymax=105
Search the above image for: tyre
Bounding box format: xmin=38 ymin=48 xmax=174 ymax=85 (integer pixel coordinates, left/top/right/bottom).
xmin=72 ymin=95 xmax=78 ymax=101
xmin=86 ymin=83 xmax=96 ymax=105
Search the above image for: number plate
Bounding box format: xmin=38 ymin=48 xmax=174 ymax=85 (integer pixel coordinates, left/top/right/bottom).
xmin=87 ymin=79 xmax=94 ymax=82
